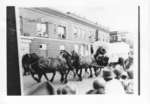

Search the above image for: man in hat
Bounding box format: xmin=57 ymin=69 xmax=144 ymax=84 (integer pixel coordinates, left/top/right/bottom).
xmin=86 ymin=78 xmax=106 ymax=94
xmin=120 ymin=71 xmax=134 ymax=94
xmin=57 ymin=85 xmax=76 ymax=95
xmin=102 ymin=68 xmax=125 ymax=94
xmin=113 ymin=65 xmax=124 ymax=79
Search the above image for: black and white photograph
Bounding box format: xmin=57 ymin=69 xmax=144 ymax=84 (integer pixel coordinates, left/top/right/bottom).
xmin=15 ymin=3 xmax=137 ymax=95
xmin=2 ymin=0 xmax=150 ymax=103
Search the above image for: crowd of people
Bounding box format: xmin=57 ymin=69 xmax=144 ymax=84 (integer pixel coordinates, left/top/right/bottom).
xmin=66 ymin=64 xmax=133 ymax=95
xmin=86 ymin=64 xmax=134 ymax=94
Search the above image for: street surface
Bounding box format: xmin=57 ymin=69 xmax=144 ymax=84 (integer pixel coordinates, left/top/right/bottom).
xmin=22 ymin=69 xmax=101 ymax=95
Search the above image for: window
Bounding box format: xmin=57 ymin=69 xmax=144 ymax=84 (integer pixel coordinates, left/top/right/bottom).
xmin=73 ymin=26 xmax=78 ymax=38
xmin=103 ymin=35 xmax=106 ymax=42
xmin=112 ymin=35 xmax=116 ymax=41
xmin=36 ymin=23 xmax=48 ymax=38
xmin=20 ymin=17 xmax=49 ymax=37
xmin=82 ymin=30 xmax=86 ymax=40
xmin=80 ymin=29 xmax=83 ymax=39
xmin=80 ymin=45 xmax=84 ymax=56
xmin=78 ymin=28 xmax=81 ymax=38
xmin=118 ymin=34 xmax=121 ymax=41
xmin=89 ymin=31 xmax=94 ymax=41
xmin=85 ymin=45 xmax=89 ymax=56
xmin=98 ymin=31 xmax=102 ymax=41
xmin=21 ymin=17 xmax=37 ymax=36
xmin=59 ymin=45 xmax=65 ymax=50
xmin=39 ymin=44 xmax=47 ymax=50
xmin=37 ymin=23 xmax=46 ymax=33
xmin=57 ymin=25 xmax=66 ymax=39
xmin=88 ymin=31 xmax=93 ymax=41
xmin=74 ymin=44 xmax=79 ymax=53
xmin=114 ymin=35 xmax=117 ymax=41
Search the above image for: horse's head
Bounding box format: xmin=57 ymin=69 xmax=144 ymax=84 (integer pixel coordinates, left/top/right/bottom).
xmin=30 ymin=53 xmax=40 ymax=63
xmin=59 ymin=50 xmax=74 ymax=69
xmin=22 ymin=53 xmax=30 ymax=62
xmin=22 ymin=53 xmax=39 ymax=75
xmin=70 ymin=50 xmax=81 ymax=66
xmin=71 ymin=50 xmax=77 ymax=58
xmin=60 ymin=50 xmax=72 ymax=60
xmin=97 ymin=46 xmax=106 ymax=55
xmin=94 ymin=55 xmax=109 ymax=66
xmin=94 ymin=46 xmax=106 ymax=61
xmin=22 ymin=53 xmax=31 ymax=75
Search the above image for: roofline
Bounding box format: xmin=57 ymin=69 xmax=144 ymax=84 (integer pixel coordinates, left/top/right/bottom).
xmin=24 ymin=7 xmax=110 ymax=33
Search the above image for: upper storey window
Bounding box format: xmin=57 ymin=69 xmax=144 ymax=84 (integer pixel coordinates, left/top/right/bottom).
xmin=57 ymin=25 xmax=66 ymax=39
xmin=20 ymin=16 xmax=48 ymax=38
xmin=36 ymin=23 xmax=48 ymax=38
xmin=73 ymin=26 xmax=79 ymax=38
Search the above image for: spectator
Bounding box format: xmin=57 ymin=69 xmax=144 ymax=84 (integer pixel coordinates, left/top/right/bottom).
xmin=120 ymin=72 xmax=129 ymax=88
xmin=120 ymin=72 xmax=134 ymax=94
xmin=102 ymin=68 xmax=126 ymax=94
xmin=57 ymin=85 xmax=76 ymax=95
xmin=112 ymin=64 xmax=125 ymax=79
xmin=127 ymin=65 xmax=134 ymax=79
xmin=86 ymin=78 xmax=106 ymax=94
xmin=57 ymin=87 xmax=62 ymax=95
xmin=113 ymin=68 xmax=122 ymax=79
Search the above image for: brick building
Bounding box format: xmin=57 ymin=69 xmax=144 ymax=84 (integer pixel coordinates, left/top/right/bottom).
xmin=18 ymin=8 xmax=110 ymax=58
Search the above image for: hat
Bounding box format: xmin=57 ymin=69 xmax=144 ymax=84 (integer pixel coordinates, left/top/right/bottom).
xmin=57 ymin=87 xmax=62 ymax=95
xmin=61 ymin=85 xmax=76 ymax=95
xmin=121 ymin=72 xmax=128 ymax=79
xmin=86 ymin=89 xmax=97 ymax=94
xmin=96 ymin=88 xmax=105 ymax=94
xmin=113 ymin=68 xmax=122 ymax=78
xmin=93 ymin=79 xmax=106 ymax=90
xmin=86 ymin=89 xmax=105 ymax=94
xmin=102 ymin=69 xmax=115 ymax=81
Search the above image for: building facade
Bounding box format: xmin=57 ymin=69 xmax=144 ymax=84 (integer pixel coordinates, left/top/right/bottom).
xmin=19 ymin=8 xmax=110 ymax=58
xmin=109 ymin=31 xmax=129 ymax=43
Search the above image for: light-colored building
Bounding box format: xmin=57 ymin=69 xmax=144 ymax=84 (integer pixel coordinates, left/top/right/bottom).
xmin=18 ymin=7 xmax=110 ymax=58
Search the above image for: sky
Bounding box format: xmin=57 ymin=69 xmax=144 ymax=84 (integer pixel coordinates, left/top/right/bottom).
xmin=46 ymin=0 xmax=139 ymax=40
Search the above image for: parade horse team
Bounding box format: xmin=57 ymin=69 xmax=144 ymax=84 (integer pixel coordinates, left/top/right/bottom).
xmin=22 ymin=46 xmax=133 ymax=84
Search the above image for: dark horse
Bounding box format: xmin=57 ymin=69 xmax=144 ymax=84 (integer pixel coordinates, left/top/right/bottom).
xmin=94 ymin=46 xmax=109 ymax=66
xmin=89 ymin=46 xmax=109 ymax=77
xmin=59 ymin=50 xmax=76 ymax=82
xmin=71 ymin=50 xmax=84 ymax=80
xmin=22 ymin=53 xmax=70 ymax=83
xmin=22 ymin=53 xmax=39 ymax=76
xmin=70 ymin=46 xmax=109 ymax=81
xmin=60 ymin=50 xmax=91 ymax=81
xmin=94 ymin=46 xmax=126 ymax=70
